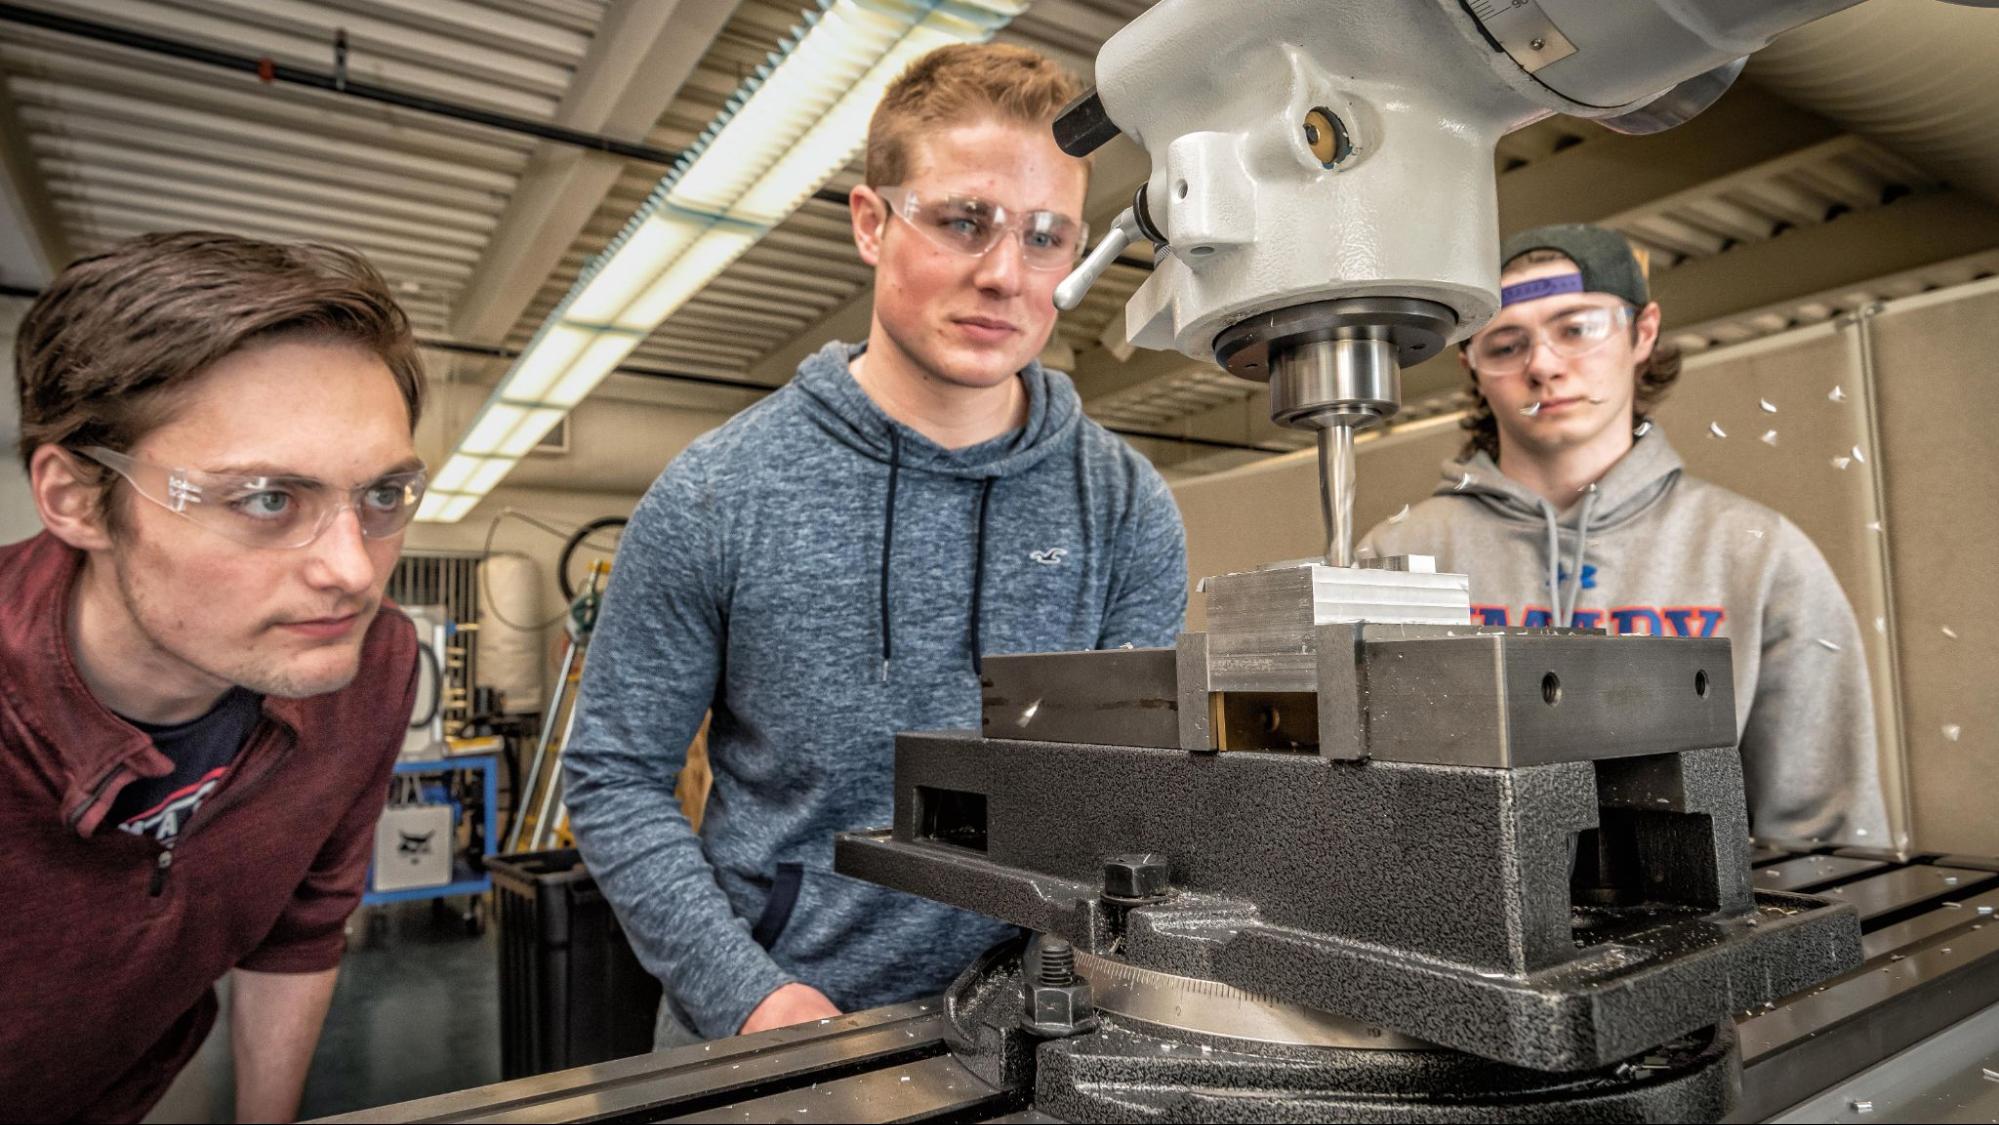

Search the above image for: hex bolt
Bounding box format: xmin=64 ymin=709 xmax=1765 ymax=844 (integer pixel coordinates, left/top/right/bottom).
xmin=1021 ymin=935 xmax=1098 ymax=1038
xmin=1103 ymin=853 xmax=1172 ymax=903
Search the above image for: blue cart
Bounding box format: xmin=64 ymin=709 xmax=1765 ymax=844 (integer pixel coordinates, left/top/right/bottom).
xmin=361 ymin=752 xmax=499 ymax=938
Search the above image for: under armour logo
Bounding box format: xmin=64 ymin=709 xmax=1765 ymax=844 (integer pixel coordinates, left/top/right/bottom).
xmin=1557 ymin=564 xmax=1599 ymax=590
xmin=1029 ymin=547 xmax=1068 ymax=566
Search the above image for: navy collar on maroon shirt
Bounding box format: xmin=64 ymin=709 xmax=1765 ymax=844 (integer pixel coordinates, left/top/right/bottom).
xmin=0 ymin=531 xmax=309 ymax=837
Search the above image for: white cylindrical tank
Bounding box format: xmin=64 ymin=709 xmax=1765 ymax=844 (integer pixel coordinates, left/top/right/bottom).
xmin=479 ymin=552 xmax=546 ymax=715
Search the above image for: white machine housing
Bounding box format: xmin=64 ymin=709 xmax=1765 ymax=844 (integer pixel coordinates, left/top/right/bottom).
xmin=1095 ymin=0 xmax=1865 ymax=363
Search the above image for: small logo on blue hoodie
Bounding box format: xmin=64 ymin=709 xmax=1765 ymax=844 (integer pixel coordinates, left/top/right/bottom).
xmin=1029 ymin=547 xmax=1068 ymax=566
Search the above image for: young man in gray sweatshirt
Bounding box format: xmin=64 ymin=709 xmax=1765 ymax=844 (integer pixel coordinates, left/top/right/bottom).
xmin=1360 ymin=223 xmax=1886 ymax=847
xmin=562 ymin=44 xmax=1188 ymax=1044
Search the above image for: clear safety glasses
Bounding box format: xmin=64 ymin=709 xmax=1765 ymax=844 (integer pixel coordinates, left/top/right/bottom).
xmin=1466 ymin=305 xmax=1636 ymax=377
xmin=78 ymin=445 xmax=428 ymax=550
xmin=875 ymin=186 xmax=1088 ymax=272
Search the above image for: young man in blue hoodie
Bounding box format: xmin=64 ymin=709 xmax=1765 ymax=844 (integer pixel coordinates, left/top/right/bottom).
xmin=563 ymin=43 xmax=1188 ymax=1044
xmin=1360 ymin=224 xmax=1886 ymax=847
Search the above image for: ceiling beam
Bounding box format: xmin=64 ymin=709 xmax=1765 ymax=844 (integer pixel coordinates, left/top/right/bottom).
xmin=1659 ymin=189 xmax=1999 ymax=330
xmin=1498 ymin=81 xmax=1841 ymax=235
xmin=447 ymin=0 xmax=739 ymax=345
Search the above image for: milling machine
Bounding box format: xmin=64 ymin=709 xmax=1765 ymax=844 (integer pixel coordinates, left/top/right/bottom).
xmin=331 ymin=2 xmax=1999 ymax=1122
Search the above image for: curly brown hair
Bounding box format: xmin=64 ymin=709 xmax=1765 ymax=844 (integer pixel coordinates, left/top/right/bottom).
xmin=1459 ymin=249 xmax=1680 ymax=461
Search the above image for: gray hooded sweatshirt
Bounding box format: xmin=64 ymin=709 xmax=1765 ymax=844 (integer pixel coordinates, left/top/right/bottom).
xmin=1359 ymin=427 xmax=1887 ymax=846
xmin=564 ymin=340 xmax=1187 ymax=1039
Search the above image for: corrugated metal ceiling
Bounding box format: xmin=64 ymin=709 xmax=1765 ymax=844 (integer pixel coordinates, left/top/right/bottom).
xmin=5 ymin=0 xmax=1999 ymax=472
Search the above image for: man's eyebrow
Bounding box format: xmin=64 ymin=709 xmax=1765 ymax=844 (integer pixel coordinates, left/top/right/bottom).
xmin=1540 ymin=303 xmax=1605 ymax=321
xmin=204 ymin=456 xmax=426 ymax=481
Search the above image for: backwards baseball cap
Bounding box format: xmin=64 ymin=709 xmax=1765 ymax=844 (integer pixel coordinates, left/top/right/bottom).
xmin=1497 ymin=223 xmax=1649 ymax=309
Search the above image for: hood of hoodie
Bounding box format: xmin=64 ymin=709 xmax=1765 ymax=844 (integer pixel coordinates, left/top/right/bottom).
xmin=1433 ymin=427 xmax=1684 ymax=531
xmin=792 ymin=340 xmax=1082 ymax=480
xmin=1429 ymin=428 xmax=1684 ymax=627
xmin=786 ymin=339 xmax=1090 ymax=679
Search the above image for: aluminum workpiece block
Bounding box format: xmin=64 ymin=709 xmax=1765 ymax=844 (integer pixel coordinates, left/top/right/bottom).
xmin=988 ymin=625 xmax=1737 ymax=764
xmin=835 ymin=732 xmax=1859 ymax=1072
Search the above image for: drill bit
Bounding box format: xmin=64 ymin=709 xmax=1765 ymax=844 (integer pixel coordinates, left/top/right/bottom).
xmin=1317 ymin=422 xmax=1356 ymax=567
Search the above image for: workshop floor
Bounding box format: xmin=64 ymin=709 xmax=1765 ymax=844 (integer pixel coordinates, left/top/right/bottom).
xmin=144 ymin=899 xmax=501 ymax=1122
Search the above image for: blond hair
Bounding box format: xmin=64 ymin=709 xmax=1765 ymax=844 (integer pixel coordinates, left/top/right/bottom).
xmin=864 ymin=42 xmax=1085 ymax=187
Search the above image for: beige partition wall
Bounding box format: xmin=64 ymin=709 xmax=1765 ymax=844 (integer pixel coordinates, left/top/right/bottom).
xmin=1862 ymin=281 xmax=1999 ymax=856
xmin=1651 ymin=325 xmax=1906 ymax=848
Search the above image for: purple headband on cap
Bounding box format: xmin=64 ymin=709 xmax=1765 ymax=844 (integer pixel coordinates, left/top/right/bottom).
xmin=1500 ymin=272 xmax=1584 ymax=308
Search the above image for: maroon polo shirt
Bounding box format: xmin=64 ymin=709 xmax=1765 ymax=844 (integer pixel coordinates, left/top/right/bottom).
xmin=0 ymin=531 xmax=417 ymax=1122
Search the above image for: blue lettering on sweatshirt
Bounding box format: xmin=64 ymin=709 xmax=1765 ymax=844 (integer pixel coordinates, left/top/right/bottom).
xmin=1470 ymin=604 xmax=1726 ymax=637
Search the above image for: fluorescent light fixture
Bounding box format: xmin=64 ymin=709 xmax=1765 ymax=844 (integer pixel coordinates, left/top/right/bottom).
xmin=562 ymin=213 xmax=703 ymax=324
xmin=544 ymin=333 xmax=644 ymax=408
xmin=495 ymin=406 xmax=567 ymax=458
xmin=461 ymin=402 xmax=568 ymax=459
xmin=463 ymin=456 xmax=517 ymax=496
xmin=500 ymin=324 xmax=593 ymax=402
xmin=421 ymin=0 xmax=1023 ymax=523
xmin=432 ymin=453 xmax=485 ymax=493
xmin=460 ymin=403 xmax=529 ymax=455
xmin=415 ymin=490 xmax=451 ymax=522
xmin=615 ymin=226 xmax=761 ymax=329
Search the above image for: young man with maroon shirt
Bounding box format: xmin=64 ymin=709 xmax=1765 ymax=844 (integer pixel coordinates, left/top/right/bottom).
xmin=1 ymin=232 xmax=429 ymax=1122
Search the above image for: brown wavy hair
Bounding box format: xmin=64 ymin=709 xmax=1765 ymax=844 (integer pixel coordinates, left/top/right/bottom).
xmin=1459 ymin=249 xmax=1680 ymax=461
xmin=15 ymin=231 xmax=425 ymax=519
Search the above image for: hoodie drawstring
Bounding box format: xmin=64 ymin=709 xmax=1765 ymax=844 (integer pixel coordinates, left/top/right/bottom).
xmin=969 ymin=477 xmax=994 ymax=676
xmin=1539 ymin=504 xmax=1563 ymax=625
xmin=879 ymin=428 xmax=902 ymax=682
xmin=1539 ymin=489 xmax=1601 ymax=628
xmin=1559 ymin=489 xmax=1600 ymax=627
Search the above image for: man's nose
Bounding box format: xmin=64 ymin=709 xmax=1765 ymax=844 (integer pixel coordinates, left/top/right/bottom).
xmin=1524 ymin=336 xmax=1569 ymax=384
xmin=972 ymin=232 xmax=1027 ymax=296
xmin=303 ymin=506 xmax=377 ymax=596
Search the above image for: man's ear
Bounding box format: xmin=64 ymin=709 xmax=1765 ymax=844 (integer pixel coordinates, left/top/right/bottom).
xmin=850 ymin=185 xmax=887 ymax=267
xmin=1632 ymin=301 xmax=1662 ymax=365
xmin=31 ymin=445 xmax=115 ymax=552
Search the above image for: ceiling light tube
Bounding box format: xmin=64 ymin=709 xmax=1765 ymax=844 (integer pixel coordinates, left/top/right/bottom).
xmin=543 ymin=333 xmax=645 ymax=408
xmin=437 ymin=494 xmax=480 ymax=523
xmin=459 ymin=403 xmax=529 ymax=455
xmin=614 ymin=226 xmax=763 ymax=330
xmin=463 ymin=456 xmax=517 ymax=495
xmin=494 ymin=406 xmax=568 ymax=458
xmin=499 ymin=324 xmax=593 ymax=403
xmin=562 ymin=213 xmax=704 ymax=325
xmin=431 ymin=453 xmax=485 ymax=493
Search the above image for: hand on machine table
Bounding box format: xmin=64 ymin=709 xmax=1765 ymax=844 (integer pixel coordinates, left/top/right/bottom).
xmin=739 ymin=982 xmax=843 ymax=1034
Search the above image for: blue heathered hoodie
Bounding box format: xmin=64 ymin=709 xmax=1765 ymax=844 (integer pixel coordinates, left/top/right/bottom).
xmin=564 ymin=340 xmax=1188 ymax=1039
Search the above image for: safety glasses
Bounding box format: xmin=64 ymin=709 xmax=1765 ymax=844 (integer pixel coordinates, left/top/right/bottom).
xmin=1467 ymin=305 xmax=1635 ymax=376
xmin=875 ymin=186 xmax=1088 ymax=272
xmin=78 ymin=446 xmax=427 ymax=550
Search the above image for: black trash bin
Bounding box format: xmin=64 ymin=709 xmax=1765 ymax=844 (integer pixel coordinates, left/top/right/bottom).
xmin=489 ymin=848 xmax=663 ymax=1079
